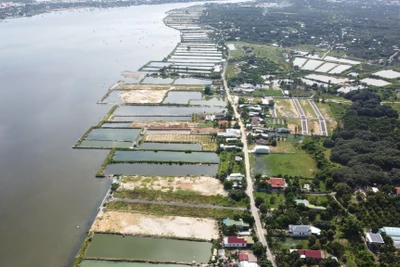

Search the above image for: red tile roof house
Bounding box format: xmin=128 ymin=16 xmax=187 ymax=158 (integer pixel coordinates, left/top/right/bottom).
xmin=223 ymin=236 xmax=247 ymax=248
xmin=239 ymin=253 xmax=249 ymax=261
xmin=290 ymin=249 xmax=324 ymax=260
xmin=219 ymin=120 xmax=229 ymax=126
xmin=258 ymin=177 xmax=287 ymax=192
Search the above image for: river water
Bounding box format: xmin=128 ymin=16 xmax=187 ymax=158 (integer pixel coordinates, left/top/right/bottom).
xmin=0 ymin=3 xmax=202 ymax=266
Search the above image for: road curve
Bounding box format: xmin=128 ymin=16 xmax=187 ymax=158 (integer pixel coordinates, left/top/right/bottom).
xmin=111 ymin=198 xmax=247 ymax=210
xmin=222 ymin=53 xmax=276 ymax=266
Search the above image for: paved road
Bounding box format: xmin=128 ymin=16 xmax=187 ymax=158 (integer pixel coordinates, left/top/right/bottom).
xmin=270 ymin=105 xmax=277 ymax=118
xmin=308 ymin=99 xmax=328 ymax=136
xmin=111 ymin=198 xmax=247 ymax=210
xmin=293 ymin=98 xmax=308 ymax=134
xmin=222 ymin=54 xmax=276 ymax=267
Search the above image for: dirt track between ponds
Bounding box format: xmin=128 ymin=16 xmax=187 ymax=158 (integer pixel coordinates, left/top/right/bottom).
xmin=119 ymin=176 xmax=227 ymax=196
xmin=91 ymin=211 xmax=218 ymax=240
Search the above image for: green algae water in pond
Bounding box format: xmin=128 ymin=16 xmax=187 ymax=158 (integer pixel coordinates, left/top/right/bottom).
xmin=85 ymin=234 xmax=212 ymax=263
xmin=86 ymin=128 xmax=141 ymax=141
xmin=80 ymin=260 xmax=185 ymax=267
xmin=141 ymin=142 xmax=201 ymax=151
xmin=79 ymin=140 xmax=133 ymax=148
xmin=113 ymin=151 xmax=219 ymax=163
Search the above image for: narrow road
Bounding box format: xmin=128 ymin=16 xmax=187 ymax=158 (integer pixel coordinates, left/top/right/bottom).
xmin=308 ymin=98 xmax=328 ymax=136
xmin=111 ymin=198 xmax=247 ymax=210
xmin=222 ymin=53 xmax=276 ymax=266
xmin=270 ymin=105 xmax=277 ymax=118
xmin=293 ymin=98 xmax=308 ymax=134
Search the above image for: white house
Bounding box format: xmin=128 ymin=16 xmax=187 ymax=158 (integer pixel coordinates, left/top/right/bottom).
xmin=217 ymin=129 xmax=241 ymax=138
xmin=227 ymin=173 xmax=245 ymax=181
xmin=254 ymin=145 xmax=269 ymax=154
xmin=289 ymin=225 xmax=321 ymax=237
xmin=223 ymin=236 xmax=248 ymax=247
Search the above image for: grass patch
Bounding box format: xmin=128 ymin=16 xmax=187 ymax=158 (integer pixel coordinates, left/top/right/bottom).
xmin=106 ymin=201 xmax=246 ymax=219
xmin=72 ymin=233 xmax=93 ymax=267
xmin=225 ymin=63 xmax=238 ymax=79
xmin=252 ymin=150 xmax=317 ymax=178
xmin=269 ymin=141 xmax=296 ymax=153
xmin=254 ymin=192 xmax=285 ymax=209
xmin=298 ymin=99 xmax=317 ymax=119
xmin=270 ymin=237 xmax=309 ymax=250
xmin=325 ymin=102 xmax=349 ymax=121
xmin=114 ymin=188 xmax=247 ymax=207
xmin=249 ymin=89 xmax=283 ymax=97
xmin=96 ymin=149 xmax=117 ymax=176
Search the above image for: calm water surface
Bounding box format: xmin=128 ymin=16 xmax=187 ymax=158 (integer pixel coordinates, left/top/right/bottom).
xmin=0 ymin=3 xmax=201 ymax=266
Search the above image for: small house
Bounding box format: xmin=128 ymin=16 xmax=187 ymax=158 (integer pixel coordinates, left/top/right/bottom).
xmin=254 ymin=145 xmax=269 ymax=154
xmin=289 ymin=225 xmax=321 ymax=237
xmin=226 ymin=173 xmax=245 ymax=182
xmin=290 ymin=249 xmax=324 ymax=260
xmin=223 ymin=236 xmax=247 ymax=248
xmin=205 ymin=115 xmax=216 ymax=121
xmin=277 ymin=128 xmax=290 ymax=133
xmin=266 ymin=177 xmax=286 ymax=190
xmin=366 ymin=232 xmax=385 ymax=248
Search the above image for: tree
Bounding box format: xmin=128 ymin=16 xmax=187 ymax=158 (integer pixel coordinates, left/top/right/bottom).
xmin=341 ymin=217 xmax=363 ymax=238
xmin=334 ymin=183 xmax=352 ymax=197
xmin=224 ymin=180 xmax=233 ymax=190
xmin=255 ymin=196 xmax=264 ymax=207
xmin=252 ymin=241 xmax=266 ymax=257
xmin=308 ymin=235 xmax=317 ymax=247
xmin=260 ymin=203 xmax=269 ymax=213
xmin=204 ymin=85 xmax=212 ymax=95
xmin=271 ymin=140 xmax=277 ymax=146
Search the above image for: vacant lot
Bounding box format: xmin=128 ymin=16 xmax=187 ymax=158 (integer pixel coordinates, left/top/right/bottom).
xmin=315 ymin=102 xmax=338 ymax=135
xmin=91 ymin=211 xmax=218 ymax=240
xmin=269 ymin=141 xmax=296 ymax=153
xmin=298 ymin=99 xmax=317 ymax=119
xmin=117 ymin=84 xmax=203 ymax=91
xmin=275 ymin=99 xmax=299 ymax=118
xmin=131 ymin=121 xmax=197 ymax=128
xmin=252 ymin=150 xmax=317 ymax=178
xmin=118 ymin=90 xmax=167 ymax=104
xmin=120 ymin=176 xmax=227 ymax=196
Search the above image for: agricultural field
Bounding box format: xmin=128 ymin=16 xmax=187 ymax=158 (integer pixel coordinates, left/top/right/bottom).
xmin=91 ymin=211 xmax=218 ymax=240
xmin=119 ymin=175 xmax=227 ymax=196
xmin=251 ymin=150 xmax=317 ymax=178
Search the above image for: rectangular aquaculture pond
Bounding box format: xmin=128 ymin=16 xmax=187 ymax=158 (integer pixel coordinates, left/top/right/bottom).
xmin=112 ymin=116 xmax=191 ymax=122
xmin=85 ymin=234 xmax=212 ymax=263
xmin=101 ymin=123 xmax=132 ymax=128
xmin=190 ymin=97 xmax=226 ymax=107
xmin=162 ymin=91 xmax=202 ymax=104
xmin=80 ymin=261 xmax=185 ymax=267
xmin=105 ymin=163 xmax=218 ymax=176
xmin=85 ymin=128 xmax=141 ymax=141
xmin=141 ymin=142 xmax=201 ymax=151
xmin=113 ymin=151 xmax=219 ymax=163
xmin=79 ymin=140 xmax=133 ymax=148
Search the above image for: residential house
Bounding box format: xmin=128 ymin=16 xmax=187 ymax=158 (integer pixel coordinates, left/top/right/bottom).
xmin=295 ymin=199 xmax=326 ymax=212
xmin=248 ymin=105 xmax=262 ymax=112
xmin=396 ymin=187 xmax=400 ymax=196
xmin=217 ymin=128 xmax=241 ymax=138
xmin=219 ymin=120 xmax=229 ymax=126
xmin=220 ymin=144 xmax=240 ymax=151
xmin=223 ymin=218 xmax=250 ymax=231
xmin=226 ymin=173 xmax=245 ymax=182
xmin=290 ymin=249 xmax=324 ymax=260
xmin=223 ymin=236 xmax=247 ymax=248
xmin=366 ymin=232 xmax=385 ymax=248
xmin=277 ymin=128 xmax=290 ymax=133
xmin=289 ymin=225 xmax=321 ymax=237
xmin=266 ymin=177 xmax=286 ymax=190
xmin=205 ymin=115 xmax=216 ymax=121
xmin=254 ymin=145 xmax=269 ymax=154
xmin=238 ymin=253 xmax=258 ymax=267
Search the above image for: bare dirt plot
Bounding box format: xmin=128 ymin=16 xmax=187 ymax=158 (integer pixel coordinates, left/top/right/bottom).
xmin=118 ymin=90 xmax=168 ymax=104
xmin=275 ymin=99 xmax=299 ymax=118
xmin=285 ymin=118 xmax=301 ymax=134
xmin=121 ymin=71 xmax=145 ymax=79
xmin=191 ymin=127 xmax=224 ymax=134
xmin=91 ymin=211 xmax=218 ymax=240
xmin=309 ymin=120 xmax=321 ymax=136
xmin=116 ymin=84 xmax=203 ymax=91
xmin=119 ymin=175 xmax=227 ymax=196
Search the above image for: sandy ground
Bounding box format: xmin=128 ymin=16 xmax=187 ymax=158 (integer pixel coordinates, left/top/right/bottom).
xmin=191 ymin=128 xmax=224 ymax=134
xmin=275 ymin=99 xmax=299 ymax=118
xmin=92 ymin=211 xmax=219 ymax=240
xmin=309 ymin=120 xmax=321 ymax=135
xmin=117 ymin=84 xmax=202 ymax=91
xmin=121 ymin=71 xmax=145 ymax=79
xmin=118 ymin=90 xmax=168 ymax=103
xmin=120 ymin=176 xmax=227 ymax=196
